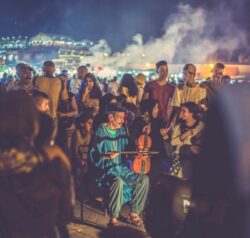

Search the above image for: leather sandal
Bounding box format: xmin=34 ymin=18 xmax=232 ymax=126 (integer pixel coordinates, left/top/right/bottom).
xmin=107 ymin=218 xmax=118 ymax=228
xmin=128 ymin=213 xmax=144 ymax=227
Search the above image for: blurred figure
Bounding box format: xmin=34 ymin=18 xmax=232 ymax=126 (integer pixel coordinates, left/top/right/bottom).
xmin=0 ymin=90 xmax=74 ymax=238
xmin=180 ymin=83 xmax=250 ymax=238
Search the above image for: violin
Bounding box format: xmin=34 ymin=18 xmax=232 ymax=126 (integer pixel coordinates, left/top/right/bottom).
xmin=132 ymin=125 xmax=152 ymax=174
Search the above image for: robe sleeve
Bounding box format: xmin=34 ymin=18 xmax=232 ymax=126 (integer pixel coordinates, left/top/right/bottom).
xmin=89 ymin=130 xmax=105 ymax=170
xmin=171 ymin=125 xmax=182 ymax=146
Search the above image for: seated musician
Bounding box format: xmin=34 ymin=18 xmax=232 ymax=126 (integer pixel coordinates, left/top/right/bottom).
xmin=89 ymin=103 xmax=149 ymax=227
xmin=169 ymin=102 xmax=204 ymax=179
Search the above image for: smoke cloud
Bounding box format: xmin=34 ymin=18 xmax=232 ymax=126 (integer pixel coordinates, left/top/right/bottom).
xmin=89 ymin=3 xmax=247 ymax=68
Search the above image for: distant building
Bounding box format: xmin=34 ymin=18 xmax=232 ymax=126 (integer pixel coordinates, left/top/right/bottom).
xmin=0 ymin=33 xmax=97 ymax=66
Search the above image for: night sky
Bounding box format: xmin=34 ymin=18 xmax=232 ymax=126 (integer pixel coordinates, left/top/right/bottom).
xmin=0 ymin=0 xmax=249 ymax=51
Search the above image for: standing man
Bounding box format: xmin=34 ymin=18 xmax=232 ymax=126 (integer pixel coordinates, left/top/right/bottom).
xmin=89 ymin=104 xmax=149 ymax=227
xmin=7 ymin=63 xmax=34 ymax=94
xmin=170 ymin=64 xmax=207 ymax=124
xmin=34 ymin=60 xmax=69 ymax=120
xmin=202 ymin=62 xmax=225 ymax=106
xmin=70 ymin=65 xmax=88 ymax=95
xmin=34 ymin=61 xmax=69 ymax=142
xmin=143 ymin=60 xmax=175 ymax=124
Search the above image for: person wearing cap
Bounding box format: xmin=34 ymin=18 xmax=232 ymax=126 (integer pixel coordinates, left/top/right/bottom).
xmin=169 ymin=64 xmax=207 ymax=125
xmin=135 ymin=73 xmax=146 ymax=103
xmin=142 ymin=60 xmax=175 ymax=124
xmin=33 ymin=60 xmax=69 ymax=119
xmin=89 ymin=103 xmax=149 ymax=228
xmin=7 ymin=63 xmax=34 ymax=94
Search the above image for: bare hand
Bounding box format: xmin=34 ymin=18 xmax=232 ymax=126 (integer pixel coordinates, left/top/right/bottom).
xmin=190 ymin=145 xmax=200 ymax=154
xmin=160 ymin=127 xmax=170 ymax=137
xmin=104 ymin=152 xmax=119 ymax=160
xmin=180 ymin=130 xmax=193 ymax=141
xmin=85 ymin=87 xmax=91 ymax=94
xmin=143 ymin=125 xmax=151 ymax=134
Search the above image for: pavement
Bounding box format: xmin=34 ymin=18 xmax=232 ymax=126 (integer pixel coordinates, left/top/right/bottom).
xmin=68 ymin=200 xmax=145 ymax=238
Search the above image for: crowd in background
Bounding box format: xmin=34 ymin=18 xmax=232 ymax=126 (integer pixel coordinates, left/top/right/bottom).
xmin=1 ymin=58 xmax=245 ymax=238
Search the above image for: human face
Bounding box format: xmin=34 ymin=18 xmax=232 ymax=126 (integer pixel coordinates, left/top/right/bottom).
xmin=82 ymin=119 xmax=93 ymax=133
xmin=142 ymin=111 xmax=150 ymax=124
xmin=158 ymin=64 xmax=168 ymax=80
xmin=43 ymin=66 xmax=55 ymax=77
xmin=77 ymin=67 xmax=88 ymax=80
xmin=17 ymin=68 xmax=31 ymax=82
xmin=183 ymin=70 xmax=195 ymax=84
xmin=211 ymin=66 xmax=224 ymax=81
xmin=152 ymin=103 xmax=159 ymax=119
xmin=109 ymin=112 xmax=125 ymax=129
xmin=37 ymin=99 xmax=50 ymax=113
xmin=86 ymin=77 xmax=94 ymax=90
xmin=180 ymin=106 xmax=193 ymax=121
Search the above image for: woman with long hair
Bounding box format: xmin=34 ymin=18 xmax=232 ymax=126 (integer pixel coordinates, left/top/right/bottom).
xmin=130 ymin=99 xmax=166 ymax=156
xmin=118 ymin=73 xmax=138 ymax=106
xmin=169 ymin=102 xmax=204 ymax=179
xmin=80 ymin=73 xmax=102 ymax=114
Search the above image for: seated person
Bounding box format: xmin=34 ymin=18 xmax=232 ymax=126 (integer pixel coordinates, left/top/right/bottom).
xmin=71 ymin=109 xmax=94 ymax=200
xmin=169 ymin=102 xmax=204 ymax=179
xmin=89 ymin=104 xmax=149 ymax=227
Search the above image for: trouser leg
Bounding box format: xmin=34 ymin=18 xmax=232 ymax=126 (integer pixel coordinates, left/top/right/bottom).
xmin=108 ymin=177 xmax=123 ymax=218
xmin=131 ymin=174 xmax=149 ymax=215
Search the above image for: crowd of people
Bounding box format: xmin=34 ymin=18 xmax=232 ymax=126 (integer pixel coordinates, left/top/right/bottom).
xmin=0 ymin=58 xmax=241 ymax=238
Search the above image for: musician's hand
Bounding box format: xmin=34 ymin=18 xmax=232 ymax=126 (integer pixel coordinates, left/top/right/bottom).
xmin=160 ymin=127 xmax=170 ymax=139
xmin=143 ymin=125 xmax=151 ymax=134
xmin=109 ymin=152 xmax=119 ymax=159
